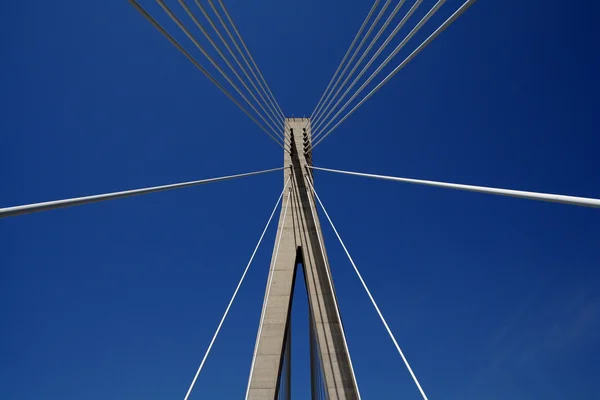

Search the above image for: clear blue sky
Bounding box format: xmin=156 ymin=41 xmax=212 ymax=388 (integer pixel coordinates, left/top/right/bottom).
xmin=1 ymin=0 xmax=599 ymax=399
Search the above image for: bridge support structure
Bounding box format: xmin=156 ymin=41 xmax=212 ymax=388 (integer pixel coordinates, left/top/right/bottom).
xmin=246 ymin=118 xmax=360 ymax=399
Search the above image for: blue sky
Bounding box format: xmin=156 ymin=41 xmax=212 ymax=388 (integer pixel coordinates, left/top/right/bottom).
xmin=1 ymin=0 xmax=599 ymax=399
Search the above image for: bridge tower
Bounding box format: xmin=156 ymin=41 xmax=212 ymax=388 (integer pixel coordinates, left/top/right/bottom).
xmin=246 ymin=118 xmax=360 ymax=399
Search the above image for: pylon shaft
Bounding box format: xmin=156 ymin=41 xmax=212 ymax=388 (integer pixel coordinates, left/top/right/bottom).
xmin=246 ymin=118 xmax=359 ymax=400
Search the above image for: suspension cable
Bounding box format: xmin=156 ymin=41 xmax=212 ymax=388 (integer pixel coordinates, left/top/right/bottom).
xmin=128 ymin=1 xmax=285 ymax=149
xmin=0 ymin=167 xmax=285 ymax=219
xmin=313 ymin=0 xmax=442 ymax=140
xmin=182 ymin=177 xmax=291 ymax=400
xmin=309 ymin=165 xmax=600 ymax=208
xmin=177 ymin=0 xmax=286 ymax=142
xmin=307 ymin=180 xmax=430 ymax=400
xmin=311 ymin=0 xmax=414 ymax=138
xmin=245 ymin=187 xmax=293 ymax=399
xmin=312 ymin=0 xmax=392 ymax=129
xmin=188 ymin=0 xmax=289 ymax=147
xmin=156 ymin=0 xmax=288 ymax=149
xmin=210 ymin=0 xmax=286 ymax=121
xmin=311 ymin=0 xmax=383 ymax=121
xmin=313 ymin=0 xmax=478 ymax=148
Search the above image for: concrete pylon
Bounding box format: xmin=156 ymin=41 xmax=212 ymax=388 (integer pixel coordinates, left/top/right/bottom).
xmin=246 ymin=118 xmax=359 ymax=399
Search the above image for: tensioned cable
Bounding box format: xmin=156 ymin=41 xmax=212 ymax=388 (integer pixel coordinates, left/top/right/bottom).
xmin=311 ymin=0 xmax=383 ymax=121
xmin=207 ymin=0 xmax=292 ymax=148
xmin=313 ymin=0 xmax=439 ymax=140
xmin=244 ymin=188 xmax=292 ymax=399
xmin=211 ymin=0 xmax=285 ymax=120
xmin=210 ymin=0 xmax=286 ymax=122
xmin=309 ymin=166 xmax=600 ymax=208
xmin=308 ymin=181 xmax=430 ymax=400
xmin=311 ymin=0 xmax=413 ymax=138
xmin=156 ymin=1 xmax=289 ymax=150
xmin=303 ymin=176 xmax=362 ymax=398
xmin=188 ymin=0 xmax=289 ymax=147
xmin=128 ymin=1 xmax=285 ymax=149
xmin=177 ymin=0 xmax=286 ymax=143
xmin=312 ymin=0 xmax=392 ymax=128
xmin=311 ymin=0 xmax=393 ymax=131
xmin=313 ymin=0 xmax=477 ymax=148
xmin=182 ymin=177 xmax=291 ymax=400
xmin=0 ymin=167 xmax=284 ymax=219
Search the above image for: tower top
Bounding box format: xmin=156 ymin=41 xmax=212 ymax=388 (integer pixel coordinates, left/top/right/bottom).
xmin=284 ymin=118 xmax=313 ymax=168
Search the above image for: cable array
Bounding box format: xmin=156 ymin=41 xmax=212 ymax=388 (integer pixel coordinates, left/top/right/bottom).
xmin=311 ymin=0 xmax=383 ymax=123
xmin=129 ymin=0 xmax=290 ymax=151
xmin=309 ymin=0 xmax=478 ymax=149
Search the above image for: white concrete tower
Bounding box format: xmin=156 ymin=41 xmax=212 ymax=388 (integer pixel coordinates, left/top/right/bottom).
xmin=246 ymin=118 xmax=359 ymax=399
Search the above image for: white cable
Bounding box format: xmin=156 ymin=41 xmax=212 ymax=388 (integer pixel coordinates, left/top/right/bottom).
xmin=156 ymin=0 xmax=288 ymax=149
xmin=311 ymin=0 xmax=413 ymax=138
xmin=313 ymin=0 xmax=441 ymax=140
xmin=128 ymin=1 xmax=285 ymax=149
xmin=309 ymin=165 xmax=600 ymax=209
xmin=182 ymin=0 xmax=287 ymax=144
xmin=178 ymin=0 xmax=286 ymax=142
xmin=311 ymin=0 xmax=382 ymax=122
xmin=208 ymin=0 xmax=291 ymax=151
xmin=313 ymin=0 xmax=478 ymax=148
xmin=0 ymin=167 xmax=285 ymax=219
xmin=211 ymin=0 xmax=286 ymax=121
xmin=307 ymin=181 xmax=430 ymax=400
xmin=303 ymin=176 xmax=362 ymax=399
xmin=312 ymin=0 xmax=392 ymax=129
xmin=183 ymin=177 xmax=291 ymax=400
xmin=244 ymin=186 xmax=293 ymax=399
xmin=190 ymin=0 xmax=290 ymax=147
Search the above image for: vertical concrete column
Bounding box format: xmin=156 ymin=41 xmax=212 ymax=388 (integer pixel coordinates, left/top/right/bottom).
xmin=247 ymin=119 xmax=359 ymax=400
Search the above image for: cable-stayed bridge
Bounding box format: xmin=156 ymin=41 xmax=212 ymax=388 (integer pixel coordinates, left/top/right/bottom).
xmin=2 ymin=1 xmax=599 ymax=399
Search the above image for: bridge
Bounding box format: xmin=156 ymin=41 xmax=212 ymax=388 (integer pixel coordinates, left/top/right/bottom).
xmin=2 ymin=0 xmax=599 ymax=399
